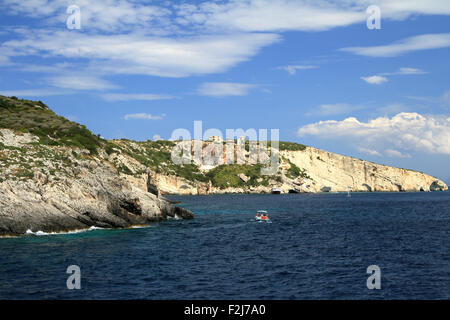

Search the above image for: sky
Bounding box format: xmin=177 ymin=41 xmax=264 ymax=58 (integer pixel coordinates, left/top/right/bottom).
xmin=0 ymin=0 xmax=449 ymax=181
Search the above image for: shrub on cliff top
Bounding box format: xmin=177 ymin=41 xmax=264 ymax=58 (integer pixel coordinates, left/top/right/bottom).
xmin=0 ymin=95 xmax=102 ymax=154
xmin=206 ymin=164 xmax=270 ymax=189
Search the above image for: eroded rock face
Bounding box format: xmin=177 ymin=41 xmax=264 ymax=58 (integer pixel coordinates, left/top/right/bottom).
xmin=0 ymin=128 xmax=38 ymax=147
xmin=430 ymin=181 xmax=446 ymax=191
xmin=0 ymin=163 xmax=193 ymax=236
xmin=131 ymin=145 xmax=448 ymax=195
xmin=283 ymin=148 xmax=448 ymax=193
xmin=0 ymin=130 xmax=193 ymax=237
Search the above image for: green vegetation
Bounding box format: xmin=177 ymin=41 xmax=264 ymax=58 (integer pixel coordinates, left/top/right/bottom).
xmin=117 ymin=164 xmax=133 ymax=175
xmin=285 ymin=159 xmax=311 ymax=180
xmin=0 ymin=95 xmax=311 ymax=187
xmin=15 ymin=168 xmax=34 ymax=180
xmin=115 ymin=139 xmax=208 ymax=182
xmin=278 ymin=141 xmax=307 ymax=151
xmin=243 ymin=140 xmax=307 ymax=152
xmin=0 ymin=95 xmax=102 ymax=154
xmin=205 ymin=164 xmax=270 ymax=189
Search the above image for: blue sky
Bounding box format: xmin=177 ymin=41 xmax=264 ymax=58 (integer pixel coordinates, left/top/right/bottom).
xmin=0 ymin=0 xmax=449 ymax=181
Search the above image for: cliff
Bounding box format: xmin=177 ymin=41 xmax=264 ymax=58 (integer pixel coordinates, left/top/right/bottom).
xmin=0 ymin=96 xmax=193 ymax=237
xmin=106 ymin=137 xmax=447 ymax=195
xmin=0 ymin=95 xmax=447 ymax=236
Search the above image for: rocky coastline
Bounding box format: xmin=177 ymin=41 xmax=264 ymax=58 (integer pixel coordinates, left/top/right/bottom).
xmin=0 ymin=95 xmax=447 ymax=236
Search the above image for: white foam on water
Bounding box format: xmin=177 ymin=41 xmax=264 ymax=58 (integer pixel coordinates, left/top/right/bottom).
xmin=130 ymin=225 xmax=151 ymax=229
xmin=24 ymin=226 xmax=105 ymax=237
xmin=88 ymin=226 xmax=104 ymax=231
xmin=16 ymin=223 xmax=159 ymax=238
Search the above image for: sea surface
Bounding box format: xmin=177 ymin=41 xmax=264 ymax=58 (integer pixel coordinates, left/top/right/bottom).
xmin=1 ymin=192 xmax=449 ymax=299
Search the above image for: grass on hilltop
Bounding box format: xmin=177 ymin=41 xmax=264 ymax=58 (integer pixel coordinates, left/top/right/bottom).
xmin=0 ymin=95 xmax=102 ymax=154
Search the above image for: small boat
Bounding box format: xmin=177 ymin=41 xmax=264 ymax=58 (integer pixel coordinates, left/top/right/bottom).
xmin=271 ymin=188 xmax=281 ymax=194
xmin=255 ymin=210 xmax=271 ymax=222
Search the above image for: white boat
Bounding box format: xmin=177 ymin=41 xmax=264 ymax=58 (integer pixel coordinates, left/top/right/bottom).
xmin=255 ymin=210 xmax=271 ymax=222
xmin=271 ymin=188 xmax=281 ymax=194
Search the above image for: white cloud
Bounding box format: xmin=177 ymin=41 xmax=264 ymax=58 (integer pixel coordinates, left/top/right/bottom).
xmin=124 ymin=113 xmax=166 ymax=120
xmin=2 ymin=31 xmax=280 ymax=78
xmin=2 ymin=0 xmax=172 ymax=33
xmin=361 ymin=75 xmax=388 ymax=85
xmin=362 ymin=68 xmax=426 ymax=86
xmin=385 ymin=149 xmax=411 ymax=158
xmin=365 ymin=0 xmax=450 ymax=18
xmin=380 ymin=67 xmax=427 ymax=76
xmin=297 ymin=112 xmax=450 ymax=156
xmin=174 ymin=0 xmax=366 ymax=32
xmin=395 ymin=67 xmax=427 ymax=75
xmin=5 ymin=1 xmax=450 ymax=35
xmin=341 ymin=33 xmax=450 ymax=57
xmin=278 ymin=65 xmax=317 ymax=75
xmin=100 ymin=93 xmax=174 ymax=102
xmin=2 ymin=0 xmax=450 ymax=88
xmin=197 ymin=82 xmax=256 ymax=97
xmin=174 ymin=0 xmax=450 ymax=34
xmin=46 ymin=75 xmax=119 ymax=90
xmin=358 ymin=147 xmax=381 ymax=156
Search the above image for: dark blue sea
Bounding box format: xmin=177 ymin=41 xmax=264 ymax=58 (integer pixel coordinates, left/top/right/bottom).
xmin=1 ymin=192 xmax=449 ymax=299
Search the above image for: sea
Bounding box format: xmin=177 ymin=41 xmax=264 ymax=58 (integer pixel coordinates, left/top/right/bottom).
xmin=0 ymin=192 xmax=449 ymax=299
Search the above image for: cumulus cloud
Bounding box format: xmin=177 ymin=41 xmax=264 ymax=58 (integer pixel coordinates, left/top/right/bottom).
xmin=197 ymin=82 xmax=256 ymax=97
xmin=297 ymin=112 xmax=450 ymax=156
xmin=124 ymin=113 xmax=166 ymax=120
xmin=361 ymin=75 xmax=388 ymax=85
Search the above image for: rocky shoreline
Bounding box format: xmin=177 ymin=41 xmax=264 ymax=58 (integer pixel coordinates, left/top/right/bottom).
xmin=0 ymin=96 xmax=447 ymax=236
xmin=0 ymin=153 xmax=193 ymax=237
xmin=0 ymin=128 xmax=193 ymax=237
